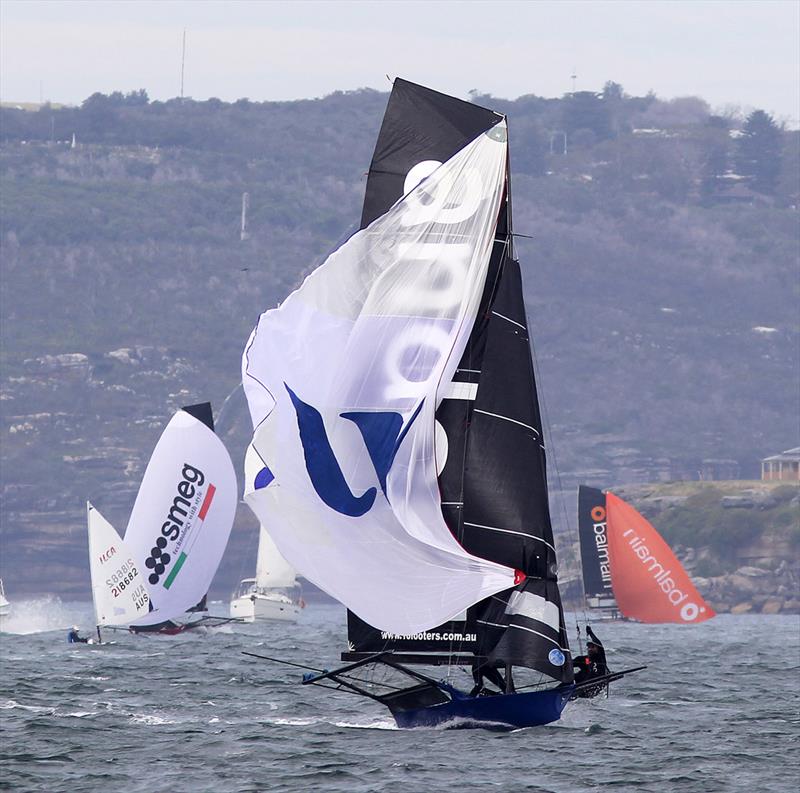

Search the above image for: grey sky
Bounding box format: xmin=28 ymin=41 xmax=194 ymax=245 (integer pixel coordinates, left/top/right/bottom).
xmin=1 ymin=0 xmax=798 ymax=124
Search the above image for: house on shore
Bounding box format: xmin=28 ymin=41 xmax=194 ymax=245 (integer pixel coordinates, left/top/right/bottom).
xmin=761 ymin=448 xmax=800 ymax=482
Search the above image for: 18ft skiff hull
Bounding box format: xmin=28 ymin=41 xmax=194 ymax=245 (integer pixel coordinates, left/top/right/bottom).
xmin=390 ymin=686 xmax=575 ymax=730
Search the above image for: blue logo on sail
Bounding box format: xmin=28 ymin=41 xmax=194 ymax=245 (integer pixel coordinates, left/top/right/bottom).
xmin=548 ymin=649 xmax=566 ymax=666
xmin=285 ymin=384 xmax=422 ymax=517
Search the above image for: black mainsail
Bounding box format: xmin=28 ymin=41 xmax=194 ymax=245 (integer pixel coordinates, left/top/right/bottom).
xmin=344 ymin=79 xmax=572 ymax=685
xmin=577 ymin=485 xmax=617 ymax=610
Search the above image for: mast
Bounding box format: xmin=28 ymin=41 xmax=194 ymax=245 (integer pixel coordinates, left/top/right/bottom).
xmin=345 ymin=80 xmax=505 ymax=660
xmin=87 ymin=501 xmax=101 ymax=642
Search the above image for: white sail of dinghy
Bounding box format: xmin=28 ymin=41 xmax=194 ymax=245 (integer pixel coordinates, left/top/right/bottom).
xmin=242 ymin=122 xmax=518 ymax=635
xmin=122 ymin=403 xmax=238 ymax=630
xmin=87 ymin=502 xmax=150 ymax=639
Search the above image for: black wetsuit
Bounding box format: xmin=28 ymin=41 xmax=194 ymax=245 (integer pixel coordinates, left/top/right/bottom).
xmin=470 ymin=661 xmax=507 ymax=696
xmin=573 ymin=627 xmax=608 ymax=683
xmin=67 ymin=630 xmax=88 ymax=644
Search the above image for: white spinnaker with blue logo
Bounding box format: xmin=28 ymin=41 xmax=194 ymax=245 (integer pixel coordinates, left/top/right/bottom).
xmin=242 ymin=123 xmax=516 ymax=634
xmin=87 ymin=502 xmax=151 ymax=627
xmin=123 ymin=408 xmax=237 ymax=626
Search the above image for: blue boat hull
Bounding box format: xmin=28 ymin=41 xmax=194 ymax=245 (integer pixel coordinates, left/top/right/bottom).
xmin=390 ymin=685 xmax=575 ymax=730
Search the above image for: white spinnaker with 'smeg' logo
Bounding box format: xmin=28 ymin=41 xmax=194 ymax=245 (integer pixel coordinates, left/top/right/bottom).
xmin=87 ymin=502 xmax=150 ymax=627
xmin=242 ymin=123 xmax=516 ymax=635
xmin=123 ymin=409 xmax=237 ymax=626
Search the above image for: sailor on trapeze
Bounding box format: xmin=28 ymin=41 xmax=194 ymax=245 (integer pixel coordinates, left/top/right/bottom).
xmin=573 ymin=626 xmax=608 ymax=684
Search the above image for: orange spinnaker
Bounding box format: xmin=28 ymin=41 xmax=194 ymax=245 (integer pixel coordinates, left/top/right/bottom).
xmin=606 ymin=492 xmax=715 ymax=624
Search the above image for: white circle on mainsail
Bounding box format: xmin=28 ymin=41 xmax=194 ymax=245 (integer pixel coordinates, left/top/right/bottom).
xmin=403 ymin=160 xmax=442 ymax=196
xmin=434 ymin=420 xmax=448 ymax=475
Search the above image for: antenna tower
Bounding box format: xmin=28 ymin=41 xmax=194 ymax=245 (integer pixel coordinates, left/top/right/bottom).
xmin=240 ymin=192 xmax=250 ymax=241
xmin=180 ymin=29 xmax=187 ymax=99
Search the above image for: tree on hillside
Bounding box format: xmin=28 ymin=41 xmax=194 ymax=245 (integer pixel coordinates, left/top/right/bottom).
xmin=700 ymin=141 xmax=730 ymax=200
xmin=602 ymin=81 xmax=624 ymax=102
xmin=562 ymin=91 xmax=612 ymax=143
xmin=736 ymin=110 xmax=782 ymax=195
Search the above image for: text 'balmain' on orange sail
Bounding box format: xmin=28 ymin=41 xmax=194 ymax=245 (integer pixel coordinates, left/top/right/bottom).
xmin=605 ymin=492 xmax=715 ymax=624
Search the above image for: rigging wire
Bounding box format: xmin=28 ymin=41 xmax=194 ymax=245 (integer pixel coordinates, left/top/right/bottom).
xmin=523 ymin=258 xmax=590 ymax=644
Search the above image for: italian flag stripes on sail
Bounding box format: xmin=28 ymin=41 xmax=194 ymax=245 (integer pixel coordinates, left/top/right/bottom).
xmin=164 ymin=483 xmax=217 ymax=590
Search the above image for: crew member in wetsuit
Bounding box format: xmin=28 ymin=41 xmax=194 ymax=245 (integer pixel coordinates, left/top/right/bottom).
xmin=469 ymin=658 xmax=507 ymax=696
xmin=573 ymin=626 xmax=608 ymax=684
xmin=67 ymin=625 xmax=88 ymax=644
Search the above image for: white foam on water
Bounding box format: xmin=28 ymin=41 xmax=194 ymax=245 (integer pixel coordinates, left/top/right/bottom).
xmin=0 ymin=699 xmax=55 ymax=714
xmin=0 ymin=596 xmax=93 ymax=635
xmin=333 ymin=718 xmax=398 ymax=730
xmin=130 ymin=713 xmax=179 ymax=726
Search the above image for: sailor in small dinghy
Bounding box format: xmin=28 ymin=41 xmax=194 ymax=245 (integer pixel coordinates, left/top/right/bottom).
xmin=573 ymin=626 xmax=608 ymax=684
xmin=67 ymin=625 xmax=89 ymax=644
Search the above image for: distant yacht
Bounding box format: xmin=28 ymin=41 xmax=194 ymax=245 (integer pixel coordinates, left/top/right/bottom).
xmin=0 ymin=578 xmax=10 ymax=629
xmin=230 ymin=520 xmax=304 ymax=623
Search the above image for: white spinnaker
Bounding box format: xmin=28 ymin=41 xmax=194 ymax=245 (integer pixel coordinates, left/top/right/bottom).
xmin=87 ymin=502 xmax=150 ymax=627
xmin=123 ymin=409 xmax=237 ymax=626
xmin=243 ymin=123 xmax=516 ymax=634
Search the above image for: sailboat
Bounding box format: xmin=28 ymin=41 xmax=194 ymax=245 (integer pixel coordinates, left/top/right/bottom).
xmin=230 ymin=515 xmax=304 ymax=621
xmin=578 ymin=486 xmax=715 ymax=623
xmin=241 ymin=80 xmax=641 ymax=729
xmin=88 ymin=402 xmax=239 ymax=637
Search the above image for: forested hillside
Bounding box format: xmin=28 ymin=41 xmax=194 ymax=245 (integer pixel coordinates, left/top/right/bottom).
xmin=1 ymin=84 xmax=797 ymax=599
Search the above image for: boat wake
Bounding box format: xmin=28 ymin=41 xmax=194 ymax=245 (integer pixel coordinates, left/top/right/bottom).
xmin=263 ymin=715 xmax=398 ymax=730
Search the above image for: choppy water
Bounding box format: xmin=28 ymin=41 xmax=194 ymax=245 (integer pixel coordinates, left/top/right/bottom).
xmin=1 ymin=601 xmax=798 ymax=792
